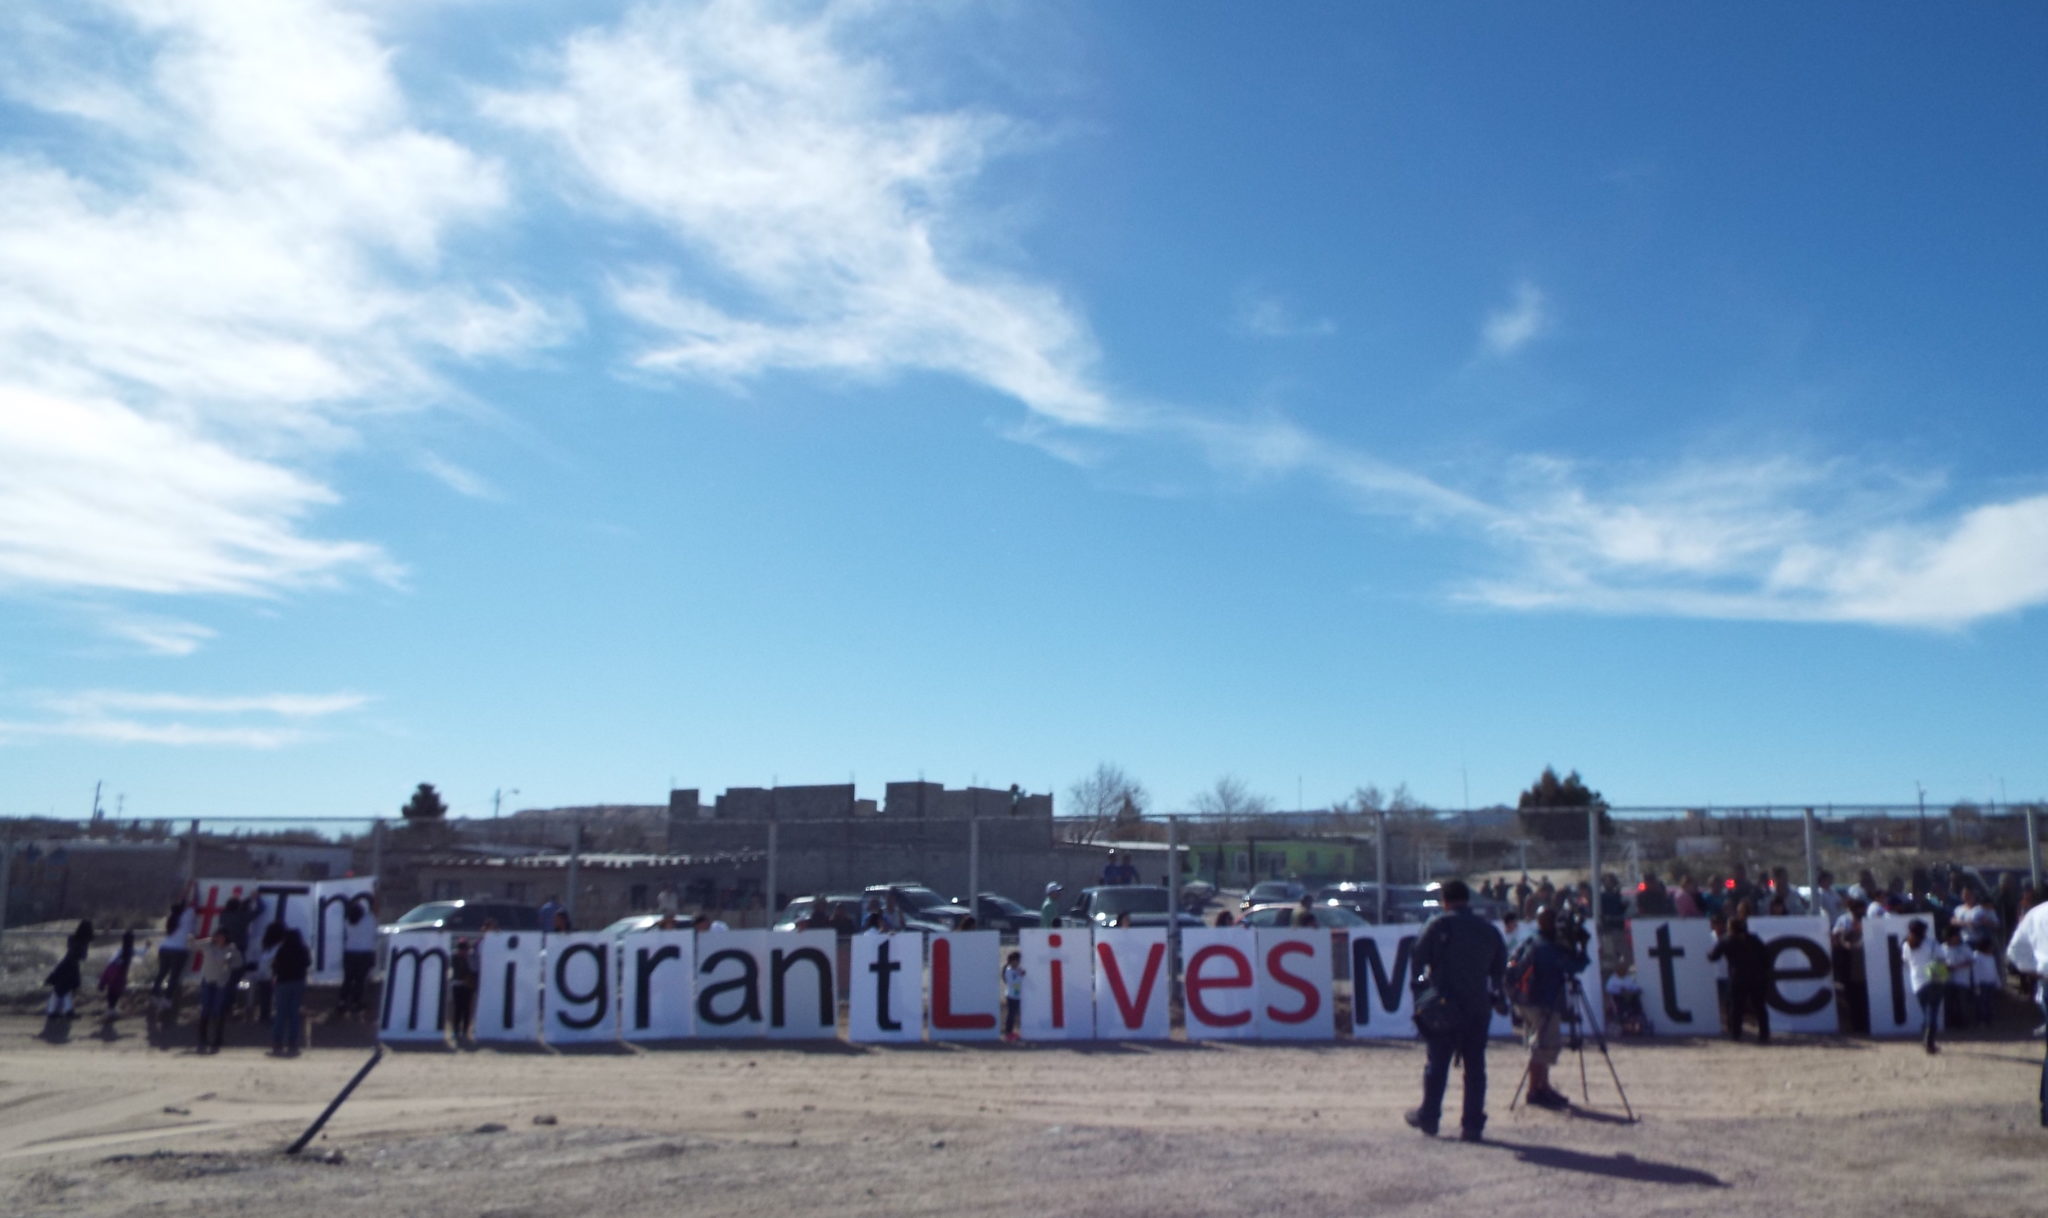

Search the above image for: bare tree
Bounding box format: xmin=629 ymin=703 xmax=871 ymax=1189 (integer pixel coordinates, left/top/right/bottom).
xmin=1192 ymin=775 xmax=1273 ymax=819
xmin=1067 ymin=763 xmax=1149 ymax=844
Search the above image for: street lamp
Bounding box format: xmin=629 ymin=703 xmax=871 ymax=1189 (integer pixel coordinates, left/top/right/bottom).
xmin=494 ymin=787 xmax=520 ymax=819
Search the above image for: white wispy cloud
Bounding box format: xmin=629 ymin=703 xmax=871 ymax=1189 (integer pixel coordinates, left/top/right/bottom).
xmin=0 ymin=0 xmax=563 ymax=613
xmin=0 ymin=685 xmax=370 ymax=749
xmin=100 ymin=614 xmax=219 ymax=658
xmin=1235 ymin=291 xmax=1336 ymax=339
xmin=417 ymin=452 xmax=498 ymax=500
xmin=1481 ymin=280 xmax=1548 ymax=356
xmin=486 ymin=0 xmax=1112 ymax=428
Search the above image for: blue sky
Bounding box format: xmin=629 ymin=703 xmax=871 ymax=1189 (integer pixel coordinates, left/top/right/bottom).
xmin=3 ymin=1 xmax=2045 ymax=822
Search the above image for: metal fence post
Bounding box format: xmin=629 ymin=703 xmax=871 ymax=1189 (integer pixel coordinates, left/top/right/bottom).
xmin=1167 ymin=815 xmax=1182 ymax=981
xmin=183 ymin=819 xmax=200 ymax=887
xmin=1802 ymin=807 xmax=1819 ymax=909
xmin=0 ymin=838 xmax=13 ymax=954
xmin=369 ymin=819 xmax=384 ymax=880
xmin=767 ymin=820 xmax=780 ymax=927
xmin=966 ymin=816 xmax=979 ymax=914
xmin=2028 ymin=805 xmax=2042 ymax=892
xmin=565 ymin=819 xmax=582 ymax=925
xmin=1375 ymin=810 xmax=1388 ymax=924
xmin=1587 ymin=806 xmax=1602 ymax=908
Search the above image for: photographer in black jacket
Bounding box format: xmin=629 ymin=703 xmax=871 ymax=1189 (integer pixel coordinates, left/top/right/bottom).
xmin=1406 ymin=879 xmax=1508 ymax=1142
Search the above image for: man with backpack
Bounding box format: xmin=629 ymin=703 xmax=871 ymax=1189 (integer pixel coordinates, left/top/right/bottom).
xmin=1508 ymin=906 xmax=1589 ymax=1111
xmin=1405 ymin=879 xmax=1508 ymax=1143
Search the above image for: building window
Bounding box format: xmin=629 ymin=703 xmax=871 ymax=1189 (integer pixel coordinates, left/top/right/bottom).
xmin=629 ymin=883 xmax=649 ymax=910
xmin=430 ymin=879 xmax=462 ymax=900
xmin=504 ymin=881 xmax=530 ymax=902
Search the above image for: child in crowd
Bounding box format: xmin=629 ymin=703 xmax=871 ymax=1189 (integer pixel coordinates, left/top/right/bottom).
xmin=1605 ymin=961 xmax=1650 ymax=1036
xmin=194 ymin=929 xmax=244 ymax=1054
xmin=98 ymin=929 xmax=136 ymax=1017
xmin=1001 ymin=951 xmax=1025 ymax=1043
xmin=1900 ymin=919 xmax=1943 ymax=1055
xmin=250 ymin=923 xmax=285 ymax=1025
xmin=45 ymin=919 xmax=93 ymax=1020
xmin=1940 ymin=926 xmax=1976 ymax=1030
xmin=449 ymin=938 xmax=479 ymax=1045
xmin=1972 ymin=937 xmax=2002 ymax=1027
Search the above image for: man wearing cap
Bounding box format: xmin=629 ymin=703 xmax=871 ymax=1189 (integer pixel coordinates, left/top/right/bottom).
xmin=1041 ymin=882 xmax=1064 ymax=930
xmin=1406 ymin=879 xmax=1508 ymax=1142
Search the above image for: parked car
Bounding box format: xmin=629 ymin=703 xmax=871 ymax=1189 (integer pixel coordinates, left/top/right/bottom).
xmin=601 ymin=913 xmax=668 ymax=937
xmin=950 ymin=892 xmax=1041 ymax=932
xmin=381 ymin=899 xmax=542 ymax=936
xmin=1063 ymin=885 xmax=1205 ymax=930
xmin=1239 ymin=880 xmax=1309 ymax=912
xmin=1317 ymin=883 xmax=1432 ymax=924
xmin=1239 ymin=901 xmax=1372 ymax=929
xmin=861 ymin=882 xmax=972 ymax=933
xmin=771 ymin=893 xmax=864 ymax=935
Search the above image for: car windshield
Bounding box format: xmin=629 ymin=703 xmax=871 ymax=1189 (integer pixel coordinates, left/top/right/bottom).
xmin=1093 ymin=888 xmax=1168 ymax=915
xmin=396 ymin=902 xmax=460 ymax=925
xmin=1316 ymin=906 xmax=1370 ymax=927
xmin=1247 ymin=881 xmax=1297 ymax=899
xmin=984 ymin=894 xmax=1028 ymax=916
xmin=893 ymin=886 xmax=947 ymax=910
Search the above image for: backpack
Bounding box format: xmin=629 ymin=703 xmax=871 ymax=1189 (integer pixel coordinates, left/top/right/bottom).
xmin=1505 ymin=938 xmax=1540 ymax=1007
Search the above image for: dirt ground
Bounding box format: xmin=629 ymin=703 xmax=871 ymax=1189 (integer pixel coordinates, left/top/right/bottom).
xmin=3 ymin=1013 xmax=2044 ymax=1218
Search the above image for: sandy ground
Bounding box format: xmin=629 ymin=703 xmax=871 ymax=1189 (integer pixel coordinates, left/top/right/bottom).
xmin=4 ymin=1013 xmax=2045 ymax=1218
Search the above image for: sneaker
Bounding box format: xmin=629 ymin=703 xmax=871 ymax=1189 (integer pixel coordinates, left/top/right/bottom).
xmin=1403 ymin=1108 xmax=1438 ymax=1137
xmin=1528 ymin=1087 xmax=1570 ymax=1111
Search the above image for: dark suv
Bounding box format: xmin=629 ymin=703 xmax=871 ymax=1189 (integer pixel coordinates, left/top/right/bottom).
xmin=382 ymin=899 xmax=543 ymax=936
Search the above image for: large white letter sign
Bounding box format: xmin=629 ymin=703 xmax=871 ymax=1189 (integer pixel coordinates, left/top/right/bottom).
xmin=1019 ymin=928 xmax=1095 ymax=1040
xmin=379 ymin=932 xmax=451 ymax=1043
xmin=848 ymin=931 xmax=924 ymax=1042
xmin=765 ymin=930 xmax=838 ymax=1039
xmin=929 ymin=932 xmax=1001 ymax=1042
xmin=695 ymin=930 xmax=770 ymax=1038
xmin=312 ymin=877 xmax=377 ymax=985
xmin=1749 ymin=916 xmax=1836 ymax=1034
xmin=1181 ymin=928 xmax=1258 ymax=1040
xmin=1861 ymin=918 xmax=1920 ymax=1038
xmin=1348 ymin=926 xmax=1419 ymax=1039
xmin=474 ymin=930 xmax=541 ymax=1043
xmin=621 ymin=929 xmax=697 ymax=1041
xmin=1255 ymin=928 xmax=1334 ymax=1039
xmin=1093 ymin=929 xmax=1170 ymax=1040
xmin=544 ymin=932 xmax=616 ymax=1045
xmin=1630 ymin=919 xmax=1724 ymax=1037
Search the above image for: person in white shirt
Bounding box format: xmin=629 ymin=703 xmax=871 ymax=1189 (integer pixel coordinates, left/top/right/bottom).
xmin=1971 ymin=941 xmax=2001 ymax=1027
xmin=1939 ymin=926 xmax=1976 ymax=1030
xmin=1953 ymin=886 xmax=1999 ymax=950
xmin=1900 ymin=919 xmax=1943 ymax=1055
xmin=2003 ymin=899 xmax=2048 ymax=1126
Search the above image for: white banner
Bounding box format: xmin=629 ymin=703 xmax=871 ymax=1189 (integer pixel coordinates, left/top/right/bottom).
xmin=764 ymin=930 xmax=838 ymax=1039
xmin=620 ymin=929 xmax=697 ymax=1041
xmin=848 ymin=931 xmax=925 ymax=1042
xmin=379 ymin=931 xmax=450 ymax=1042
xmin=1748 ymin=916 xmax=1836 ymax=1035
xmin=1860 ymin=917 xmax=1922 ymax=1038
xmin=694 ymin=929 xmax=771 ymax=1038
xmin=1254 ymin=928 xmax=1335 ymax=1039
xmin=473 ymin=929 xmax=542 ymax=1043
xmin=312 ymin=876 xmax=377 ymax=985
xmin=1630 ymin=918 xmax=1724 ymax=1037
xmin=1019 ymin=927 xmax=1095 ymax=1040
xmin=195 ymin=876 xmax=376 ymax=984
xmin=543 ymin=932 xmax=616 ymax=1045
xmin=928 ymin=932 xmax=1002 ymax=1041
xmin=1348 ymin=925 xmax=1420 ymax=1039
xmin=1092 ymin=929 xmax=1170 ymax=1040
xmin=1181 ymin=928 xmax=1259 ymax=1040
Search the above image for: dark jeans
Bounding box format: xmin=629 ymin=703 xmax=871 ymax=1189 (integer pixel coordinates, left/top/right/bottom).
xmin=151 ymin=948 xmax=189 ymax=997
xmin=196 ymin=980 xmax=229 ymax=1048
xmin=1728 ymin=984 xmax=1770 ymax=1044
xmin=1004 ymin=997 xmax=1021 ymax=1037
xmin=1418 ymin=1012 xmax=1491 ymax=1135
xmin=450 ymin=984 xmax=476 ymax=1041
xmin=1916 ymin=983 xmax=1942 ymax=1049
xmin=339 ymin=951 xmax=374 ymax=1013
xmin=273 ymin=980 xmax=306 ymax=1051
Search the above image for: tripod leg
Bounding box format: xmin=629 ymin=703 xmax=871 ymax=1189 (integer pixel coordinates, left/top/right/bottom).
xmin=1508 ymin=1057 xmax=1532 ymax=1112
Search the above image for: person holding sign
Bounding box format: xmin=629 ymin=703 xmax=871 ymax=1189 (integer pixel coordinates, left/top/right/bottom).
xmin=1899 ymin=919 xmax=1944 ymax=1055
xmin=1404 ymin=880 xmax=1507 ymax=1143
